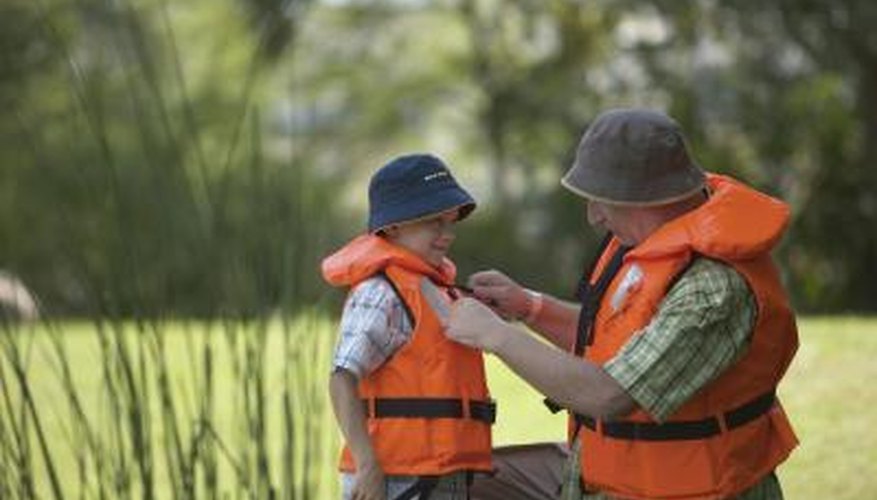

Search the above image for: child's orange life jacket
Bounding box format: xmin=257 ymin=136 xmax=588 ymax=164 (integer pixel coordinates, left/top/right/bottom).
xmin=322 ymin=235 xmax=493 ymax=476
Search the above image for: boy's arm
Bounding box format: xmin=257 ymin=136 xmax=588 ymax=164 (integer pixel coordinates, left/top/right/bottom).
xmin=329 ymin=368 xmax=385 ymax=499
xmin=329 ymin=277 xmax=411 ymax=498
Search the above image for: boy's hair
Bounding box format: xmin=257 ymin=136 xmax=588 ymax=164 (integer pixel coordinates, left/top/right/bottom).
xmin=368 ymin=154 xmax=476 ymax=233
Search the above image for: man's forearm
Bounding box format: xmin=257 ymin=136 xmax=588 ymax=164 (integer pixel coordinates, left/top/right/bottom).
xmin=489 ymin=323 xmax=636 ymax=419
xmin=522 ymin=294 xmax=580 ymax=351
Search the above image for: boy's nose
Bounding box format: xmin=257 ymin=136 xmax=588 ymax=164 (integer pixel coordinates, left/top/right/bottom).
xmin=438 ymin=219 xmax=456 ymax=236
xmin=438 ymin=229 xmax=456 ymax=244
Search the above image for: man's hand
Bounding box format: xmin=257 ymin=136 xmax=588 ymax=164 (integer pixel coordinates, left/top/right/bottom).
xmin=468 ymin=270 xmax=531 ymax=321
xmin=351 ymin=458 xmax=385 ymax=500
xmin=447 ymin=297 xmax=510 ymax=353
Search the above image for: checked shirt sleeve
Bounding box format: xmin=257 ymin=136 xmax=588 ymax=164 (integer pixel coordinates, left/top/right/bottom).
xmin=332 ymin=277 xmax=413 ymax=379
xmin=602 ymin=258 xmax=757 ymax=423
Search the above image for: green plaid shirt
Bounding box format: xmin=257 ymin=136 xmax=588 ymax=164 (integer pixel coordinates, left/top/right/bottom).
xmin=562 ymin=258 xmax=785 ymax=500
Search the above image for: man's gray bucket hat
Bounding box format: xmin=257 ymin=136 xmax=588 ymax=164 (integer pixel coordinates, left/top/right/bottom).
xmin=562 ymin=108 xmax=706 ymax=206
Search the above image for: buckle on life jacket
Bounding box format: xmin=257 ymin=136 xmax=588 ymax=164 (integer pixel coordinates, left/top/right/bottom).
xmin=574 ymin=391 xmax=776 ymax=441
xmin=365 ymin=397 xmax=497 ymax=425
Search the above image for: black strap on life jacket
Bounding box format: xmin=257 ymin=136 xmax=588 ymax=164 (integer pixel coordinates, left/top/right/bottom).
xmin=572 ymin=243 xmax=630 ymax=356
xmin=544 ymin=235 xmax=626 ymax=414
xmin=393 ymin=475 xmax=440 ymax=500
xmin=376 ymin=270 xmax=416 ymax=328
xmin=573 ymin=390 xmax=777 ymax=441
xmin=364 ymin=397 xmax=497 ymax=425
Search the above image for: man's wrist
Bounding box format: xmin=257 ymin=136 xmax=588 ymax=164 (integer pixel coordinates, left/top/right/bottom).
xmin=523 ymin=289 xmax=544 ymax=323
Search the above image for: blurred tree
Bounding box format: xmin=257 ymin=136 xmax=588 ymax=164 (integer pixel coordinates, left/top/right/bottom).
xmin=452 ymin=0 xmax=621 ymax=207
xmin=3 ymin=0 xmax=876 ymax=314
xmin=752 ymin=0 xmax=877 ymax=311
xmin=284 ymin=0 xmax=635 ymax=297
xmin=633 ymin=0 xmax=877 ymax=311
xmin=0 ymin=0 xmax=330 ymax=317
xmin=448 ymin=0 xmax=627 ymax=294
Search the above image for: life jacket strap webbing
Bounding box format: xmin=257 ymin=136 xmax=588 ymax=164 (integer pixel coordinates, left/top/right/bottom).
xmin=575 ymin=390 xmax=777 ymax=441
xmin=377 ymin=270 xmax=416 ymax=328
xmin=364 ymin=397 xmax=496 ymax=425
xmin=573 ymin=243 xmax=630 ymax=356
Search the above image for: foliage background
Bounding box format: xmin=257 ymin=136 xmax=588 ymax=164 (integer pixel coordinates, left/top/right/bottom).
xmin=2 ymin=0 xmax=876 ymax=316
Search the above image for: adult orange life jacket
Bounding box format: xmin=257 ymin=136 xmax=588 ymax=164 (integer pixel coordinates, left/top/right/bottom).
xmin=322 ymin=234 xmax=493 ymax=476
xmin=575 ymin=174 xmax=799 ymax=499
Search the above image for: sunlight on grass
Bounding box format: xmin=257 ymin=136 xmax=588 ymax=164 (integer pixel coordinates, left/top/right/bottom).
xmin=2 ymin=315 xmax=340 ymax=498
xmin=486 ymin=355 xmax=567 ymax=446
xmin=777 ymin=317 xmax=877 ymax=499
xmin=3 ymin=315 xmax=875 ymax=499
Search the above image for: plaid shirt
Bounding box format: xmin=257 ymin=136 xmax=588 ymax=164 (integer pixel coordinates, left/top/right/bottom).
xmin=332 ymin=277 xmax=412 ymax=378
xmin=562 ymin=258 xmax=785 ymax=500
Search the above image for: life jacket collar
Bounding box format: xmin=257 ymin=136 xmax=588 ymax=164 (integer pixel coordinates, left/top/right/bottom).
xmin=321 ymin=234 xmax=456 ymax=288
xmin=629 ymin=174 xmax=790 ymax=262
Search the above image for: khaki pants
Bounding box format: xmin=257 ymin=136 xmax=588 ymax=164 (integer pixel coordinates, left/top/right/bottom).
xmin=470 ymin=443 xmax=569 ymax=500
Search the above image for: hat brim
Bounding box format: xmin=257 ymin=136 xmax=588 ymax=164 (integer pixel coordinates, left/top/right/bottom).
xmin=561 ymin=175 xmax=706 ymax=207
xmin=561 ymin=153 xmax=707 ymax=207
xmin=369 ymin=188 xmax=476 ymax=233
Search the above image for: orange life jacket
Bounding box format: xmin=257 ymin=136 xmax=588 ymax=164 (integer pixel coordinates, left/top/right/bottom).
xmin=322 ymin=234 xmax=493 ymax=476
xmin=575 ymin=174 xmax=799 ymax=499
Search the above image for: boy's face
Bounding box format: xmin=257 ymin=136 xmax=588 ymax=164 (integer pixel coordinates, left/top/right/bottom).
xmin=384 ymin=208 xmax=460 ymax=267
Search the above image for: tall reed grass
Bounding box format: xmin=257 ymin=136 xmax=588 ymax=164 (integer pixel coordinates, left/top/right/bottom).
xmin=1 ymin=314 xmax=339 ymax=499
xmin=2 ymin=1 xmax=345 ymax=497
xmin=5 ymin=0 xmax=334 ymax=317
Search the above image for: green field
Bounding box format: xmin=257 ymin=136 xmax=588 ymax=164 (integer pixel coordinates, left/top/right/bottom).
xmin=2 ymin=316 xmax=875 ymax=498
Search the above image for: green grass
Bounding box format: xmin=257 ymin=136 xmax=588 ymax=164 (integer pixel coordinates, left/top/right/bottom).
xmin=1 ymin=317 xmax=340 ymax=498
xmin=775 ymin=317 xmax=877 ymax=499
xmin=3 ymin=316 xmax=875 ymax=498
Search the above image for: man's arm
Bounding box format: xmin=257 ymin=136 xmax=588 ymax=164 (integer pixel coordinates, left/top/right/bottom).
xmin=521 ymin=293 xmax=581 ymax=351
xmin=467 ymin=269 xmax=580 ymax=350
xmin=447 ymin=298 xmax=636 ymax=419
xmin=453 ymin=259 xmax=756 ymax=424
xmin=329 ymin=277 xmax=413 ymax=500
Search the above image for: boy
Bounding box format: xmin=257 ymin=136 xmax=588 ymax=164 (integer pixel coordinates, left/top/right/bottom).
xmin=322 ymin=154 xmax=494 ymax=500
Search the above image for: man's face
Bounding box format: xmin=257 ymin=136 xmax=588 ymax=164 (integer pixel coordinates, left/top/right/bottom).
xmin=586 ymin=200 xmax=641 ymax=246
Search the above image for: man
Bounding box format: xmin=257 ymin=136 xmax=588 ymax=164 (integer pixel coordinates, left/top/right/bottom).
xmin=449 ymin=108 xmax=799 ymax=499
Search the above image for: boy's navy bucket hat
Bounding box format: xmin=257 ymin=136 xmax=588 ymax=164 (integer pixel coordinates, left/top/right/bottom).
xmin=368 ymin=154 xmax=476 ymax=233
